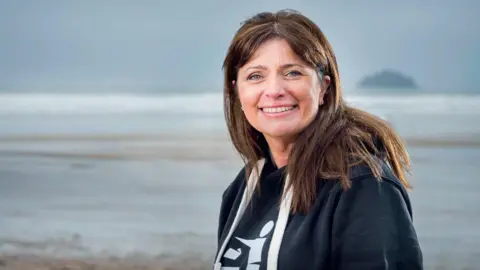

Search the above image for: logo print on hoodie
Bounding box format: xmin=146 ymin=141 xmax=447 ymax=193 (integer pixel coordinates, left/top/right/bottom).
xmin=221 ymin=220 xmax=275 ymax=270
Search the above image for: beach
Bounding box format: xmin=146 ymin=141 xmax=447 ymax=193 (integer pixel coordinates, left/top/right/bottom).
xmin=0 ymin=93 xmax=479 ymax=269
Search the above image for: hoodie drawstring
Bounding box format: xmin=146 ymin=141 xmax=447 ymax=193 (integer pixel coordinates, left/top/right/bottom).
xmin=214 ymin=158 xmax=292 ymax=270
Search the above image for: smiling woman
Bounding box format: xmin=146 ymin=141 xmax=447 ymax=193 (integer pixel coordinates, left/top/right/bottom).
xmin=234 ymin=38 xmax=329 ymax=163
xmin=214 ymin=9 xmax=423 ymax=270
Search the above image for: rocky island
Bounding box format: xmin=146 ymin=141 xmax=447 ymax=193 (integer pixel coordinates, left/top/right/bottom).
xmin=356 ymin=69 xmax=419 ymax=92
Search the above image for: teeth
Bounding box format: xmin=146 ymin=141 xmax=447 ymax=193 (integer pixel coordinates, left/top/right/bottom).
xmin=262 ymin=106 xmax=295 ymax=113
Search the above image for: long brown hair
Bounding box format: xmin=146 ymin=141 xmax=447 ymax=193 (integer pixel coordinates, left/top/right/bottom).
xmin=223 ymin=9 xmax=411 ymax=214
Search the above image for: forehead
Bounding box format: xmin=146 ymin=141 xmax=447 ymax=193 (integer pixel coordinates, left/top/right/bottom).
xmin=243 ymin=38 xmax=304 ymax=67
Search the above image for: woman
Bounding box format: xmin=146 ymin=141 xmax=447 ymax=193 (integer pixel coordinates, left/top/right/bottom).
xmin=213 ymin=9 xmax=423 ymax=270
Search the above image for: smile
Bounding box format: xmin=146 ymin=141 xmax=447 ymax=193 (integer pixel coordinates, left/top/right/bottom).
xmin=259 ymin=105 xmax=298 ymax=114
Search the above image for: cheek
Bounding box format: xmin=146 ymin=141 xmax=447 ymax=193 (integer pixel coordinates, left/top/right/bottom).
xmin=293 ymin=83 xmax=321 ymax=106
xmin=238 ymin=86 xmax=260 ymax=107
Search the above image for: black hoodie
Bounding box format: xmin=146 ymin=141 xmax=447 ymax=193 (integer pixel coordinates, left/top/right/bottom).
xmin=213 ymin=156 xmax=423 ymax=270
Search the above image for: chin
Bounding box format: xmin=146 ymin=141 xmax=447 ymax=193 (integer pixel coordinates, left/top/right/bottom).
xmin=261 ymin=126 xmax=301 ymax=140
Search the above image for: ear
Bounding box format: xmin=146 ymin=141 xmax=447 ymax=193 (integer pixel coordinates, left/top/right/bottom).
xmin=319 ymin=75 xmax=331 ymax=105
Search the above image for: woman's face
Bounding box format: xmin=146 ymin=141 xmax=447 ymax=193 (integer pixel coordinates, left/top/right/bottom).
xmin=235 ymin=38 xmax=330 ymax=143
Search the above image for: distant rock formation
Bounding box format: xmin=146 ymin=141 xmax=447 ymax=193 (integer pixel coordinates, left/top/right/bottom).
xmin=357 ymin=69 xmax=419 ymax=90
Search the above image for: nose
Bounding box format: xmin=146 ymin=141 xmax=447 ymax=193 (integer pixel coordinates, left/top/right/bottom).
xmin=264 ymin=75 xmax=285 ymax=99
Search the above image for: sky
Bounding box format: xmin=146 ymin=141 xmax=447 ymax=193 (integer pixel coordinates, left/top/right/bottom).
xmin=1 ymin=0 xmax=479 ymax=93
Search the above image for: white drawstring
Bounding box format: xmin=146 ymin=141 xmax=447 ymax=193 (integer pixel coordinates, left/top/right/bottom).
xmin=214 ymin=159 xmax=292 ymax=270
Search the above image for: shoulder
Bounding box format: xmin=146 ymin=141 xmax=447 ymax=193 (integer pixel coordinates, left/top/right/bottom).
xmin=348 ymin=157 xmax=408 ymax=192
xmin=334 ymin=158 xmax=414 ymax=218
xmin=222 ymin=166 xmax=247 ymax=201
xmin=329 ymin=162 xmax=423 ymax=269
xmin=219 ymin=165 xmax=247 ymax=216
xmin=329 ymin=159 xmax=423 ymax=268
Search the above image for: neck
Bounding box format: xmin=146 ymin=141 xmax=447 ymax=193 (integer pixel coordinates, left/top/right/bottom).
xmin=265 ymin=136 xmax=295 ymax=168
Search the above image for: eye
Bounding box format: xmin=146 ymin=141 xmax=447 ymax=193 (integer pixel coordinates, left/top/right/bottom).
xmin=247 ymin=73 xmax=262 ymax=81
xmin=285 ymin=70 xmax=302 ymax=77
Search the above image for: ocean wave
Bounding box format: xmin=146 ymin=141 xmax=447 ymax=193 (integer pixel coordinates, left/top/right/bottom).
xmin=0 ymin=93 xmax=223 ymax=115
xmin=0 ymin=93 xmax=479 ymax=115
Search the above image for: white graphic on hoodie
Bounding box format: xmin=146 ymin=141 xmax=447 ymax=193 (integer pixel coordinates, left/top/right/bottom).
xmin=221 ymin=220 xmax=275 ymax=270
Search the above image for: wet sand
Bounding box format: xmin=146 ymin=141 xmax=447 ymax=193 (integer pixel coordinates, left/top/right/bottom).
xmin=0 ymin=132 xmax=479 ymax=161
xmin=0 ymin=134 xmax=479 ymax=270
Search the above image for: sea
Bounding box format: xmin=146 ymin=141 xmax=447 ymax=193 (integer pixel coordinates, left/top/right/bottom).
xmin=0 ymin=92 xmax=479 ymax=269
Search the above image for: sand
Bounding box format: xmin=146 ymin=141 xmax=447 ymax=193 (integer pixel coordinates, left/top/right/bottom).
xmin=0 ymin=254 xmax=212 ymax=270
xmin=1 ymin=132 xmax=479 ymax=270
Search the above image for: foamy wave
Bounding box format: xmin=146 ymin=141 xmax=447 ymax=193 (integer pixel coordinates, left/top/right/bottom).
xmin=0 ymin=93 xmax=224 ymax=115
xmin=345 ymin=94 xmax=480 ymax=115
xmin=0 ymin=93 xmax=479 ymax=115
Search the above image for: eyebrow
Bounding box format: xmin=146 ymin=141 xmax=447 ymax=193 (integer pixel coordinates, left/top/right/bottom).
xmin=245 ymin=63 xmax=305 ymax=71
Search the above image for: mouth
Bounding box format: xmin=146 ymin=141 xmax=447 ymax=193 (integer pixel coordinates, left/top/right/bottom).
xmin=259 ymin=105 xmax=298 ymax=114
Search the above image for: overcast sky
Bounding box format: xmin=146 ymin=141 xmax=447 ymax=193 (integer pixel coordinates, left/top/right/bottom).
xmin=1 ymin=0 xmax=479 ymax=93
